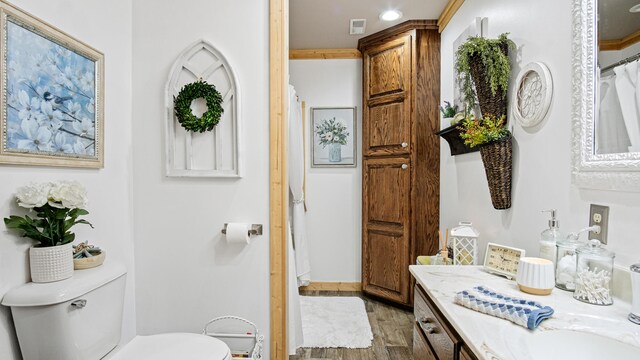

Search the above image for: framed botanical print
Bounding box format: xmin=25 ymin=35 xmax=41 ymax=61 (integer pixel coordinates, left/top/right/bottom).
xmin=311 ymin=107 xmax=356 ymax=167
xmin=0 ymin=1 xmax=104 ymax=168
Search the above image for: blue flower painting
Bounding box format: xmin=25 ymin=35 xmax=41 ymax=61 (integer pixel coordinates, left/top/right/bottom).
xmin=4 ymin=19 xmax=97 ymax=158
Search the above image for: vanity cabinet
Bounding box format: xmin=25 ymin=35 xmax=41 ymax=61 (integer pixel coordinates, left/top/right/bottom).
xmin=359 ymin=20 xmax=440 ymax=307
xmin=459 ymin=346 xmax=476 ymax=360
xmin=413 ymin=285 xmax=478 ymax=360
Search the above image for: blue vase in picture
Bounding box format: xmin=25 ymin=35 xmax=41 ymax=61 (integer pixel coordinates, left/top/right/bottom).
xmin=329 ymin=142 xmax=342 ymax=162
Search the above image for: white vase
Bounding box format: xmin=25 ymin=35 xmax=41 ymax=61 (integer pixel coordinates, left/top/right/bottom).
xmin=29 ymin=243 xmax=74 ymax=283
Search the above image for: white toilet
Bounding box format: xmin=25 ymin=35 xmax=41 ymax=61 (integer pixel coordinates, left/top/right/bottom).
xmin=1 ymin=262 xmax=232 ymax=360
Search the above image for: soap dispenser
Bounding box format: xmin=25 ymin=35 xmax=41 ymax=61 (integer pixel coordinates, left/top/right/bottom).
xmin=540 ymin=209 xmax=564 ymax=264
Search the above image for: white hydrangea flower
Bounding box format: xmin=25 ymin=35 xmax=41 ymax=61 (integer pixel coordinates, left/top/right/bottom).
xmin=15 ymin=182 xmax=51 ymax=208
xmin=48 ymin=180 xmax=88 ymax=209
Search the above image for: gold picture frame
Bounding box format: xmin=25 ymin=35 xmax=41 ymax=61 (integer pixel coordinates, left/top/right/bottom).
xmin=0 ymin=1 xmax=104 ymax=168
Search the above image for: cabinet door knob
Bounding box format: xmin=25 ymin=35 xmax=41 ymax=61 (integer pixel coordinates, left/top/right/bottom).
xmin=401 ymin=142 xmax=408 ymax=148
xmin=423 ymin=324 xmax=437 ymax=334
xmin=401 ymin=164 xmax=408 ymax=170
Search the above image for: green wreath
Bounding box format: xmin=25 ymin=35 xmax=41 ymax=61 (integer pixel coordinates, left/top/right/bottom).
xmin=174 ymin=80 xmax=224 ymax=133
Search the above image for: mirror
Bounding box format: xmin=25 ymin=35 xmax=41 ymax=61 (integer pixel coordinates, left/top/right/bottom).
xmin=596 ymin=0 xmax=640 ymax=155
xmin=572 ymin=0 xmax=640 ymax=191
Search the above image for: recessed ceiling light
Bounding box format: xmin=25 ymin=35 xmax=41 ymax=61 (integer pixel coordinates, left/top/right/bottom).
xmin=630 ymin=3 xmax=640 ymax=12
xmin=379 ymin=10 xmax=403 ymax=22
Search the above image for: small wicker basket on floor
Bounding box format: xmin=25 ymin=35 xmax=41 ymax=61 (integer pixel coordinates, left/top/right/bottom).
xmin=480 ymin=134 xmax=512 ymax=210
xmin=203 ymin=316 xmax=263 ymax=360
xmin=469 ymin=43 xmax=510 ymax=118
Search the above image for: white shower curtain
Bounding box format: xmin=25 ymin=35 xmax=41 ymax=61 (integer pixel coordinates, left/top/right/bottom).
xmin=614 ymin=60 xmax=640 ymax=152
xmin=597 ymin=75 xmax=630 ymax=154
xmin=287 ymin=222 xmax=303 ymax=355
xmin=286 ymin=85 xmax=308 ymax=355
xmin=288 ymin=85 xmax=311 ymax=286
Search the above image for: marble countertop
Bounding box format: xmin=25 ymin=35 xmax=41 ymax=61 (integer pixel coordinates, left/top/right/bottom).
xmin=409 ymin=265 xmax=640 ymax=360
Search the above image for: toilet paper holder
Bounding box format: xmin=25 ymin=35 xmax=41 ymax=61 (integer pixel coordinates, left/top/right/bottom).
xmin=221 ymin=223 xmax=263 ymax=236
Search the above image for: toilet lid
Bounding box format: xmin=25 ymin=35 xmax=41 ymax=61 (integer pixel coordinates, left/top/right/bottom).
xmin=110 ymin=333 xmax=232 ymax=360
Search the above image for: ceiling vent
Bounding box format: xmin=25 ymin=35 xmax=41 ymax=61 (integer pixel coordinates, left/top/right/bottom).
xmin=350 ymin=19 xmax=366 ymax=35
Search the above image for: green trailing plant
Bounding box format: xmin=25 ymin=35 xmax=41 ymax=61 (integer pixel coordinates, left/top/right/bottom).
xmin=455 ymin=33 xmax=515 ymax=112
xmin=174 ymin=80 xmax=224 ymax=133
xmin=458 ymin=114 xmax=509 ymax=148
xmin=440 ymin=101 xmax=459 ymax=118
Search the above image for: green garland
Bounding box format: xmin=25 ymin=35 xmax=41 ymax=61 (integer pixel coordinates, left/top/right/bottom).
xmin=174 ymin=80 xmax=224 ymax=133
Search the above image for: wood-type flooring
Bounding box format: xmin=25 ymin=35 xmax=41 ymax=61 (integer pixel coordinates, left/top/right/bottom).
xmin=289 ymin=290 xmax=414 ymax=360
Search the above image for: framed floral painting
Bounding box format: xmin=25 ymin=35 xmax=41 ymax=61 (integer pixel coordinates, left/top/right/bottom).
xmin=0 ymin=2 xmax=104 ymax=168
xmin=311 ymin=107 xmax=356 ymax=167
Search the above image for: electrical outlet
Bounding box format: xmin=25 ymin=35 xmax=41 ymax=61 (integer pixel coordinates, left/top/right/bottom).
xmin=589 ymin=204 xmax=609 ymax=244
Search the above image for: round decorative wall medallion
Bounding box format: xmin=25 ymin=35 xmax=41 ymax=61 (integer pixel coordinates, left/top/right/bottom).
xmin=512 ymin=62 xmax=553 ymax=128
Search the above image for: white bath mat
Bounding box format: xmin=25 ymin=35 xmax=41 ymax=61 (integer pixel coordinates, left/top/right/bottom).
xmin=300 ymin=296 xmax=373 ymax=348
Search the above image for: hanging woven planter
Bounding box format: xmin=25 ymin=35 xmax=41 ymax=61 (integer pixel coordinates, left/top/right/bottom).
xmin=479 ymin=133 xmax=512 ymax=210
xmin=469 ymin=43 xmax=510 ymax=118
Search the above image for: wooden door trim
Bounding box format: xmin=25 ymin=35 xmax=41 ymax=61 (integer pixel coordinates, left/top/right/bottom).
xmin=599 ymin=29 xmax=640 ymax=51
xmin=299 ymin=282 xmax=363 ymax=291
xmin=437 ymin=0 xmax=465 ymax=33
xmin=289 ymin=48 xmax=362 ymax=59
xmin=270 ymin=0 xmax=287 ymax=359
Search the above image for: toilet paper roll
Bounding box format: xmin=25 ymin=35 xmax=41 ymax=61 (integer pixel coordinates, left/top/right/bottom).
xmin=225 ymin=223 xmax=251 ymax=244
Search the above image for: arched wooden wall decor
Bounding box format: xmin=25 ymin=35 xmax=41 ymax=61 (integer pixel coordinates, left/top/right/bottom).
xmin=165 ymin=39 xmax=241 ymax=177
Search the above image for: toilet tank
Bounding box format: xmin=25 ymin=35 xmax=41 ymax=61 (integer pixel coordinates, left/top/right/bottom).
xmin=1 ymin=262 xmax=127 ymax=360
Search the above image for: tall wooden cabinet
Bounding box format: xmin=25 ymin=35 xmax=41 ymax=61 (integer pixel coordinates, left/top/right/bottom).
xmin=359 ymin=20 xmax=440 ymax=307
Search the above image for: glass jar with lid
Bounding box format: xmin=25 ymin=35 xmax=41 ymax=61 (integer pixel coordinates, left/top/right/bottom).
xmin=573 ymin=239 xmax=615 ymax=305
xmin=555 ymin=236 xmax=583 ymax=291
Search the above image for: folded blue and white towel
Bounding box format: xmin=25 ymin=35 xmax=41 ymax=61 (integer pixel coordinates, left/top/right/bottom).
xmin=453 ymin=286 xmax=554 ymax=330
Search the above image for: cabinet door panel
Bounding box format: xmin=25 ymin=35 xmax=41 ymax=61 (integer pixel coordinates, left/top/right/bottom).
xmin=415 ymin=286 xmax=462 ymax=360
xmin=362 ymin=158 xmax=411 ymax=304
xmin=366 ymin=160 xmax=408 ymax=225
xmin=461 ymin=346 xmax=478 ymax=360
xmin=366 ymin=231 xmax=403 ymax=292
xmin=414 ymin=324 xmax=437 ymax=360
xmin=363 ymin=35 xmax=412 ymax=156
xmin=368 ymin=41 xmax=407 ymax=97
xmin=367 ymin=100 xmax=409 ymax=153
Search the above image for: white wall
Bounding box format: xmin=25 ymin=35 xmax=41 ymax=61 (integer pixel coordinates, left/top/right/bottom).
xmin=131 ymin=0 xmax=270 ymax=353
xmin=0 ymin=1 xmax=136 ymax=359
xmin=289 ymin=59 xmax=363 ymax=282
xmin=441 ymin=0 xmax=640 ymax=268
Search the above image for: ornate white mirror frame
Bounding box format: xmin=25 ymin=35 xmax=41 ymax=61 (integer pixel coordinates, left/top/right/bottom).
xmin=572 ymin=0 xmax=640 ymax=192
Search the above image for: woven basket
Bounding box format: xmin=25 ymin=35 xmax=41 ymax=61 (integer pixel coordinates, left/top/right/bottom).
xmin=469 ymin=43 xmax=509 ymax=118
xmin=480 ymin=134 xmax=512 ymax=210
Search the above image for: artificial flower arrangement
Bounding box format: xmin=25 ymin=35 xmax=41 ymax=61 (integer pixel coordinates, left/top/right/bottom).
xmin=314 ymin=117 xmax=349 ymax=147
xmin=4 ymin=181 xmax=93 ymax=247
xmin=458 ymin=114 xmax=509 ymax=148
